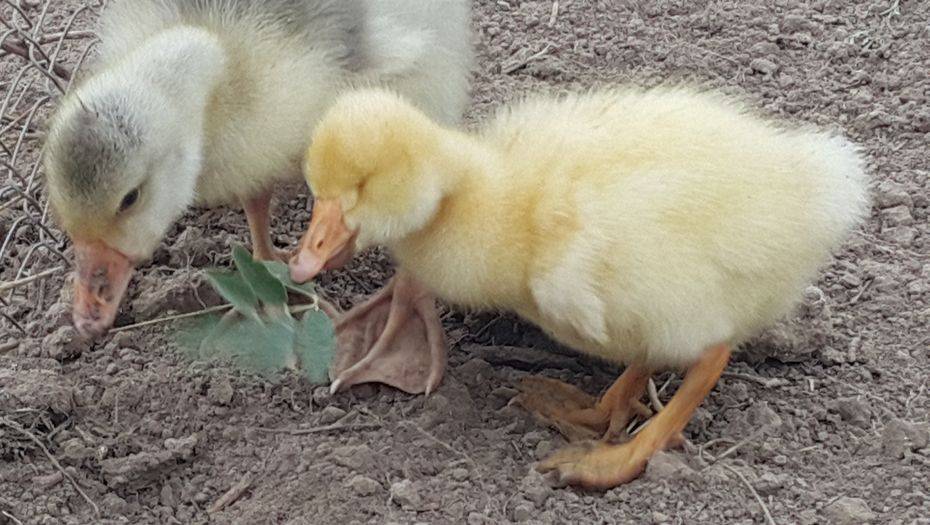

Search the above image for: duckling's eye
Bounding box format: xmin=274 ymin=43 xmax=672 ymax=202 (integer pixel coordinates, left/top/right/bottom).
xmin=119 ymin=188 xmax=140 ymax=212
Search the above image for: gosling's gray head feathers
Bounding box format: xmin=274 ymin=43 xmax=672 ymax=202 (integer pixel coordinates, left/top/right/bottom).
xmin=44 ymin=93 xmax=144 ymax=205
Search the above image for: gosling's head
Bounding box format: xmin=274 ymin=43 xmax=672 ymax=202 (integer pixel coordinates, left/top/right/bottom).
xmin=289 ymin=89 xmax=444 ymax=283
xmin=44 ymin=79 xmax=204 ymax=337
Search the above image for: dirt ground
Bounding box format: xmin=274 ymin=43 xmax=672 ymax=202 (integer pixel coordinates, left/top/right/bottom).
xmin=2 ymin=0 xmax=929 ymax=523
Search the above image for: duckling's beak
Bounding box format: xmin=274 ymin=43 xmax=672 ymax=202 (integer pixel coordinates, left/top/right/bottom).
xmin=289 ymin=198 xmax=358 ymax=284
xmin=72 ymin=239 xmax=134 ymax=339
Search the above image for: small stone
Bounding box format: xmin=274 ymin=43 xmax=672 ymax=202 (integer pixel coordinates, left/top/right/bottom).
xmin=331 ymin=445 xmax=375 ymax=471
xmin=450 ymin=468 xmax=470 ymax=481
xmin=652 ymin=511 xmax=671 ymax=524
xmin=160 ymin=484 xmax=177 ymax=508
xmin=512 ymin=501 xmax=535 ymax=522
xmin=521 ymin=470 xmax=551 ymax=507
xmin=534 ymin=440 xmax=554 ymax=460
xmin=780 ymin=14 xmax=812 ymax=33
xmin=875 ymin=181 xmax=912 ymax=209
xmin=101 ymin=493 xmax=131 ymax=516
xmin=824 ymin=496 xmax=876 ymax=525
xmin=458 ymin=358 xmax=494 ymax=386
xmin=819 ymin=347 xmax=848 ymax=366
xmin=883 ymin=226 xmax=917 ymax=247
xmin=312 ymin=386 xmax=333 ymax=408
xmin=773 ymin=455 xmax=788 ymax=465
xmin=832 ymin=397 xmax=871 ymax=428
xmin=755 ymin=472 xmax=785 ymax=495
xmin=346 ymin=475 xmax=381 ymax=496
xmin=61 ymin=438 xmax=93 ymax=462
xmin=33 ymin=472 xmax=63 ymax=489
xmin=390 ymin=480 xmax=423 ymax=510
xmin=749 ymin=58 xmax=778 ymax=75
xmin=319 ymin=406 xmax=346 ymax=424
xmin=42 ymin=326 xmax=89 ymax=361
xmin=467 ymin=512 xmax=486 ymax=525
xmin=882 ymin=419 xmax=930 ymax=458
xmin=748 ymin=41 xmax=779 ymax=57
xmin=644 ymin=451 xmax=697 ymax=482
xmin=207 ymin=377 xmax=234 ymax=405
xmin=747 ymin=401 xmax=783 ymax=432
xmin=105 ymin=363 xmax=119 ymax=375
xmin=839 ymin=273 xmax=862 ymax=288
xmin=881 ymin=205 xmax=914 ymax=227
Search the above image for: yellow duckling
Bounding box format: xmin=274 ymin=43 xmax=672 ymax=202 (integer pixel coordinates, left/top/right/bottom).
xmin=289 ymin=87 xmax=869 ymax=488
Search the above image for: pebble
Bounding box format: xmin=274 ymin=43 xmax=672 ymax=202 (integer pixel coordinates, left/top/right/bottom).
xmin=318 ymin=406 xmax=347 ymax=424
xmin=390 ymin=480 xmax=423 ymax=510
xmin=882 ymin=226 xmax=916 ymax=247
xmin=533 ymin=440 xmax=554 ymax=460
xmin=874 ymin=181 xmax=912 ymax=209
xmin=882 ymin=418 xmax=930 ymax=459
xmin=467 ymin=512 xmax=487 ymax=525
xmin=207 ymin=377 xmax=234 ymax=405
xmin=331 ymin=444 xmax=375 ymax=471
xmin=749 ymin=57 xmax=778 ymax=75
xmin=831 ymin=397 xmax=871 ymax=428
xmin=520 ymin=471 xmax=552 ymax=507
xmin=881 ymin=205 xmax=914 ymax=227
xmin=41 ymin=326 xmax=89 ymax=361
xmin=824 ymin=496 xmax=876 ymax=524
xmin=644 ymin=451 xmax=697 ymax=482
xmin=450 ymin=468 xmax=470 ymax=481
xmin=512 ymin=501 xmax=535 ymax=522
xmin=346 ymin=475 xmax=381 ymax=496
xmin=312 ymin=386 xmax=333 ymax=408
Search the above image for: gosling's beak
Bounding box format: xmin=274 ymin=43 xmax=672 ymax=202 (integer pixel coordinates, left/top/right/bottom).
xmin=289 ymin=198 xmax=358 ymax=284
xmin=71 ymin=239 xmax=134 ymax=339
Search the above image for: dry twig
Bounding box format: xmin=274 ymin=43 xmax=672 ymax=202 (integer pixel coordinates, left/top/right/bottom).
xmin=0 ymin=265 xmax=63 ymax=293
xmin=0 ymin=417 xmax=100 ymax=516
xmin=208 ymin=475 xmax=253 ymax=513
xmin=252 ymin=422 xmax=381 ymax=436
xmin=723 ymin=464 xmax=777 ymax=525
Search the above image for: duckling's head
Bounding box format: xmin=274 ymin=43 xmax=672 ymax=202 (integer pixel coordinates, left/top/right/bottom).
xmin=44 ymin=81 xmax=204 ymax=337
xmin=290 ymin=89 xmax=444 ymax=283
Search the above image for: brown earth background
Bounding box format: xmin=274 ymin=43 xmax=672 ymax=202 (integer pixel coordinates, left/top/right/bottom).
xmin=1 ymin=0 xmax=929 ymax=523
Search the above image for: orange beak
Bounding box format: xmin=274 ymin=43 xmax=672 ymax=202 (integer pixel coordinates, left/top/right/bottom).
xmin=72 ymin=239 xmax=134 ymax=338
xmin=289 ymin=198 xmax=358 ymax=284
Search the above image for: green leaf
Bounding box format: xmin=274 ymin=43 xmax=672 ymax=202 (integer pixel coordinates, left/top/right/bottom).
xmin=260 ymin=260 xmax=319 ymax=300
xmin=232 ymin=245 xmax=288 ymax=306
xmin=189 ymin=314 xmax=297 ymax=378
xmin=295 ymin=309 xmax=336 ymax=384
xmin=204 ymin=270 xmax=259 ymax=321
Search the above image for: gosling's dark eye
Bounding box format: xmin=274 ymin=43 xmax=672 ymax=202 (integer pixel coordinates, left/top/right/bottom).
xmin=119 ymin=188 xmax=139 ymax=212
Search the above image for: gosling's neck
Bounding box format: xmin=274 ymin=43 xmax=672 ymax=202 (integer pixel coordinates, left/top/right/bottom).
xmin=391 ymin=130 xmax=533 ymax=310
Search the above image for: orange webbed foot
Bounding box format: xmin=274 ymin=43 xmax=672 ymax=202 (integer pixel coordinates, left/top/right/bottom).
xmin=537 ymin=439 xmax=652 ymax=489
xmin=329 ymin=272 xmax=447 ymax=395
xmin=536 ymin=344 xmax=732 ymax=489
xmin=515 ymin=366 xmax=652 ymax=442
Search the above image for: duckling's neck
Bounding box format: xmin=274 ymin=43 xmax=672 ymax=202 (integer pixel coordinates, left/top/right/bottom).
xmin=391 ymin=130 xmax=534 ymax=310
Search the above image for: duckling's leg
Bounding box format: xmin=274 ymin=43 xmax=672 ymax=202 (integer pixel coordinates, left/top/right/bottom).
xmin=242 ymin=190 xmax=291 ymax=261
xmin=516 ymin=367 xmax=652 ymax=442
xmin=537 ymin=344 xmax=731 ymax=489
xmin=329 ymin=271 xmax=448 ymax=395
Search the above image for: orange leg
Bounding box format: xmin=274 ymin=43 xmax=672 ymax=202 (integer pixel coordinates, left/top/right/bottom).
xmin=328 ymin=271 xmax=447 ymax=395
xmin=516 ymin=366 xmax=653 ymax=442
xmin=537 ymin=344 xmax=731 ymax=489
xmin=242 ymin=190 xmax=291 ymax=262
